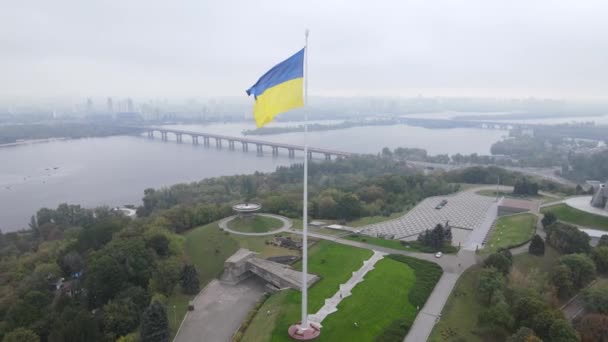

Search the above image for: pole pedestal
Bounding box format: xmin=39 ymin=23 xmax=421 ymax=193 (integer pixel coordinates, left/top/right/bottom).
xmin=288 ymin=323 xmax=321 ymax=340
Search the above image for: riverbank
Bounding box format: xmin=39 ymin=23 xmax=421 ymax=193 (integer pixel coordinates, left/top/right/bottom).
xmin=0 ymin=137 xmax=67 ymax=148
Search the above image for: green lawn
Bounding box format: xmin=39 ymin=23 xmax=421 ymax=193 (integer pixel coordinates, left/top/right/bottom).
xmin=241 ymin=241 xmax=373 ymax=342
xmin=483 ymin=213 xmax=537 ymax=254
xmin=319 ymin=258 xmax=417 ymax=341
xmin=429 ymin=266 xmax=484 ymax=342
xmin=541 ymin=203 xmax=608 ymax=231
xmin=227 ymin=215 xmax=283 ymax=233
xmin=511 ymin=246 xmax=560 ymax=275
xmin=184 ymin=222 xmax=240 ymax=284
xmin=345 ymin=235 xmax=459 ymax=254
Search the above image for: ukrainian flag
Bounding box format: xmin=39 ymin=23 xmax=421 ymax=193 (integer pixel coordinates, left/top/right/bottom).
xmin=246 ymin=48 xmax=305 ymax=127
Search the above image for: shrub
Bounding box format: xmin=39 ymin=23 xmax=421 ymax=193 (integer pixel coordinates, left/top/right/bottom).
xmin=387 ymin=255 xmax=443 ymax=307
xmin=375 ymin=320 xmax=410 ymax=342
xmin=541 ymin=212 xmax=557 ymax=228
xmin=528 ymin=234 xmax=545 ymax=256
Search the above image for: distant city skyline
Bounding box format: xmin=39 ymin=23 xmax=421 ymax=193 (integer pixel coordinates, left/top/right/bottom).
xmin=2 ymin=1 xmax=608 ymax=101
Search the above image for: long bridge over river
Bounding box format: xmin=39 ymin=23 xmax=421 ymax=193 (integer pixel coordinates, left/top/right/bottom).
xmin=145 ymin=127 xmax=353 ymax=160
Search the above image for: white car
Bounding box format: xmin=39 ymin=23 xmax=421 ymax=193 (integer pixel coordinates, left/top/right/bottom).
xmin=435 ymin=252 xmax=443 ymax=258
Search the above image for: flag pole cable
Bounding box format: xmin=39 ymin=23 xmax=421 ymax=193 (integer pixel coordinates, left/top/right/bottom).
xmin=301 ymin=28 xmax=310 ymax=331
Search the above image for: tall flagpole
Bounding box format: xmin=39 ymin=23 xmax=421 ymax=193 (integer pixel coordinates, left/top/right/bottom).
xmin=301 ymin=28 xmax=310 ymax=331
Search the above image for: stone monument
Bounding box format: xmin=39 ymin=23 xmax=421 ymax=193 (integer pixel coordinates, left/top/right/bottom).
xmin=590 ymin=183 xmax=608 ymax=211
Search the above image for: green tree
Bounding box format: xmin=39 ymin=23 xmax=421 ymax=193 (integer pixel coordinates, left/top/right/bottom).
xmin=478 ymin=267 xmax=505 ymax=305
xmin=180 ymin=264 xmax=200 ymax=295
xmin=507 ymin=327 xmax=541 ymax=342
xmin=4 ymin=300 xmax=40 ymax=330
xmin=551 ymin=264 xmax=576 ymax=298
xmin=483 ymin=252 xmax=512 ymax=275
xmin=548 ymin=319 xmax=578 ymax=342
xmin=599 ymin=234 xmax=608 ymax=247
xmin=335 ymin=193 xmax=362 ymax=220
xmin=102 ymin=299 xmax=140 ymax=340
xmin=140 ymin=302 xmax=169 ymax=342
xmin=85 ymin=253 xmax=128 ymax=308
xmin=146 ymin=234 xmax=170 ymax=257
xmin=116 ymin=286 xmax=150 ymax=311
xmin=240 ymin=176 xmax=256 ymax=203
xmin=512 ymin=292 xmax=548 ymax=326
xmin=582 ymin=286 xmax=608 ymax=315
xmin=530 ymin=309 xmax=561 ymax=340
xmin=48 ymin=308 xmax=103 ymax=342
xmin=528 ymin=234 xmax=545 ymax=256
xmin=478 ymin=300 xmax=513 ymax=333
xmin=592 ymin=246 xmax=608 ymax=274
xmin=542 ymin=212 xmax=557 ymax=228
xmin=2 ymin=327 xmax=40 ymax=342
xmin=576 ymin=314 xmax=608 ymax=342
xmin=149 ymin=258 xmax=181 ymax=296
xmin=545 ymin=222 xmax=590 ymax=254
xmin=559 ymin=253 xmax=596 ymax=289
xmin=60 ymin=251 xmax=84 ymax=275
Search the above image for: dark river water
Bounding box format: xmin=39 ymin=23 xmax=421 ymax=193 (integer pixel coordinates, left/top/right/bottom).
xmin=0 ymin=122 xmax=506 ymax=232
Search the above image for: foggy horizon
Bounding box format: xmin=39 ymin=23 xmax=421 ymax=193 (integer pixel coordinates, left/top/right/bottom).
xmin=2 ymin=1 xmax=608 ymax=101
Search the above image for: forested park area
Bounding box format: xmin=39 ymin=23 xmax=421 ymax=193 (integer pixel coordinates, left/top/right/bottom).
xmin=0 ymin=152 xmax=586 ymax=341
xmin=0 ymin=124 xmax=142 ymax=145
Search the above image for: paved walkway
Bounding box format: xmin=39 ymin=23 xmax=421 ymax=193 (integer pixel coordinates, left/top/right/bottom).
xmin=462 ymin=197 xmax=501 ymax=251
xmin=218 ymin=213 xmax=292 ymax=236
xmin=174 ymin=277 xmax=266 ymax=342
xmin=404 ymin=272 xmax=460 ymax=342
xmin=308 ymin=251 xmax=386 ymax=327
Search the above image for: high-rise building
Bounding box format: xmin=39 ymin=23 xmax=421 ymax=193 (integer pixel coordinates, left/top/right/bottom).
xmin=86 ymin=98 xmax=93 ymax=113
xmin=107 ymin=97 xmax=114 ymax=113
xmin=127 ymin=98 xmax=134 ymax=112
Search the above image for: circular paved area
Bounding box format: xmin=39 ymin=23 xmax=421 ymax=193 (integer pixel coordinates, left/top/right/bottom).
xmin=218 ymin=213 xmax=292 ymax=236
xmin=564 ymin=196 xmax=608 ymax=217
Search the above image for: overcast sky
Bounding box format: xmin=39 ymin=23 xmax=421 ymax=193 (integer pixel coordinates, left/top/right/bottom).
xmin=1 ymin=1 xmax=607 ymax=101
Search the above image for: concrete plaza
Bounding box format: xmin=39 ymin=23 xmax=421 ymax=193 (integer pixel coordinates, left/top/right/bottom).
xmin=361 ymin=191 xmax=496 ymax=242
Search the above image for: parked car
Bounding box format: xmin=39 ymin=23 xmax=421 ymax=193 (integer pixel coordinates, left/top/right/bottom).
xmin=435 ymin=199 xmax=448 ymax=209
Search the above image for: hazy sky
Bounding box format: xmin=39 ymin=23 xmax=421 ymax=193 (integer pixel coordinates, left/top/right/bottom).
xmin=2 ymin=1 xmax=607 ymax=101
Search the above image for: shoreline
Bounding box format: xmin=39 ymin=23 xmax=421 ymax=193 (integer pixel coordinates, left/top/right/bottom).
xmin=0 ymin=137 xmax=68 ymax=148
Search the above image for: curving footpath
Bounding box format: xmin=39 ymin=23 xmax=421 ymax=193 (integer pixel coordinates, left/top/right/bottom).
xmin=218 ymin=213 xmax=292 ymax=236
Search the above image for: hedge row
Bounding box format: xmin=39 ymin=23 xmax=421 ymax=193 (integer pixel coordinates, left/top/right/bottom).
xmin=387 ymin=254 xmax=443 ymax=307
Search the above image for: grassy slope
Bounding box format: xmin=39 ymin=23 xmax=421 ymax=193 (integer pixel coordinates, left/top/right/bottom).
xmin=345 ymin=235 xmax=459 ymax=254
xmin=241 ymin=241 xmax=372 ymax=342
xmin=541 ymin=203 xmax=608 ymax=231
xmin=319 ymin=258 xmax=417 ymax=341
xmin=227 ymin=215 xmax=283 ymax=233
xmin=483 ymin=213 xmax=537 ymax=254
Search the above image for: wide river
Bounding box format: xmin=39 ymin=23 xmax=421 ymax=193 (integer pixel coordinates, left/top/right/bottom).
xmin=0 ymin=122 xmax=506 ymax=232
